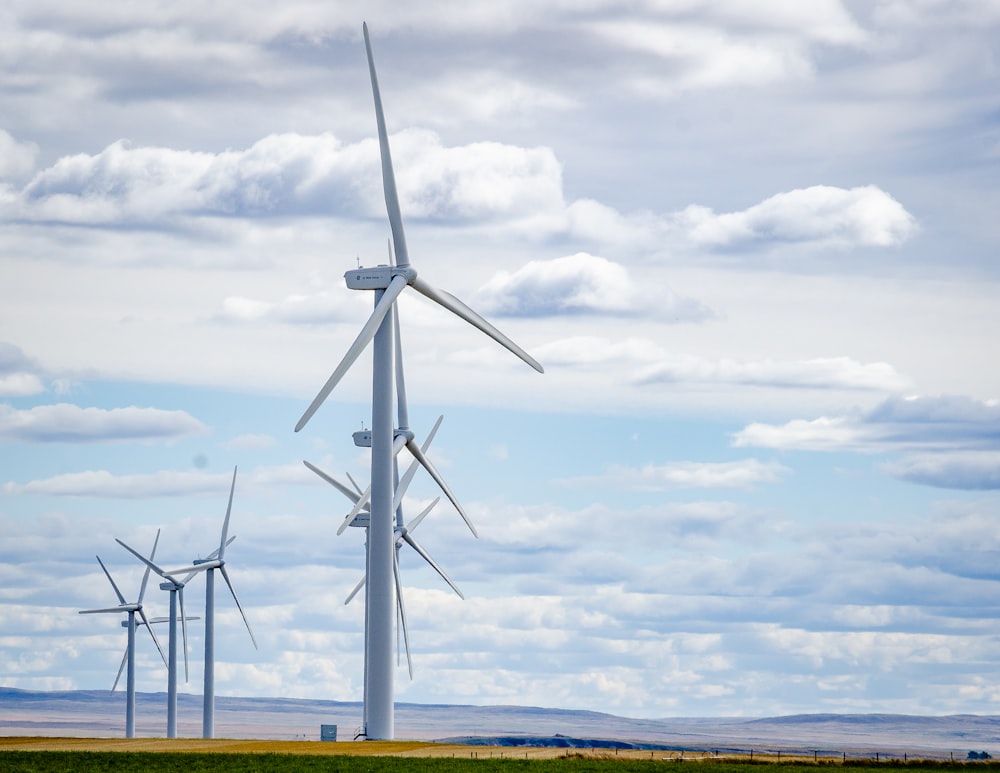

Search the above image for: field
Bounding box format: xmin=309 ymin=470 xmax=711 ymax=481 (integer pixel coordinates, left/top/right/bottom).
xmin=3 ymin=737 xmax=1000 ymax=773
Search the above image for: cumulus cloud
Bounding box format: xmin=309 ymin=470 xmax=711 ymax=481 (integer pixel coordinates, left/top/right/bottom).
xmin=476 ymin=253 xmax=636 ymax=316
xmin=884 ymin=452 xmax=1000 ymax=491
xmin=215 ymin=291 xmax=366 ymax=326
xmin=683 ymin=185 xmax=917 ymax=248
xmin=566 ymin=458 xmax=789 ymax=491
xmin=532 ymin=336 xmax=666 ymax=367
xmin=9 ymin=130 xmax=564 ymax=229
xmin=222 ymin=433 xmax=277 ymax=451
xmin=734 ymin=395 xmax=1000 ymax=490
xmin=0 ymin=403 xmax=209 ymax=443
xmin=389 ymin=129 xmax=564 ymax=221
xmin=3 ymin=469 xmax=230 ymax=498
xmin=474 ymin=253 xmax=709 ymax=319
xmin=589 ymin=1 xmax=867 ymax=96
xmin=637 ymin=355 xmax=909 ymax=391
xmin=8 ymin=129 xmax=918 ymax=265
xmin=0 ymin=342 xmax=46 ymax=397
xmin=0 ymin=131 xmax=39 ymax=183
xmin=593 ymin=21 xmax=816 ymax=93
xmin=735 ymin=394 xmax=1000 ymax=453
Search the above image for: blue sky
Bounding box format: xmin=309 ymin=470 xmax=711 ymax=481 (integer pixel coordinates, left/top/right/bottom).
xmin=2 ymin=1 xmax=1000 ymax=719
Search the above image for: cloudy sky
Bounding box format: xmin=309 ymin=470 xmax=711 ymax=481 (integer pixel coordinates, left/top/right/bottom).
xmin=3 ymin=1 xmax=1000 ymax=722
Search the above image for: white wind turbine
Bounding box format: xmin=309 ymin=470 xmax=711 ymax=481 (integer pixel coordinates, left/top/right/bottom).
xmin=145 ymin=466 xmax=257 ymax=739
xmin=115 ymin=536 xmax=193 ymax=739
xmin=306 ymin=414 xmax=466 ymax=681
xmin=189 ymin=468 xmax=257 ymax=739
xmin=295 ymin=22 xmax=542 ymax=740
xmin=118 ymin=470 xmax=253 ymax=739
xmin=79 ymin=530 xmax=167 ymax=738
xmin=116 ymin=535 xmax=223 ymax=737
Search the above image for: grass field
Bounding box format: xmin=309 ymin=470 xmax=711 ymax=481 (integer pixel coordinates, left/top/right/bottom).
xmin=3 ymin=738 xmax=1000 ymax=772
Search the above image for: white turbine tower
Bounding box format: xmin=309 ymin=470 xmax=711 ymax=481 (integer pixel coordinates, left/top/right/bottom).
xmin=152 ymin=466 xmax=257 ymax=739
xmin=295 ymin=22 xmax=542 ymax=740
xmin=79 ymin=530 xmax=167 ymax=738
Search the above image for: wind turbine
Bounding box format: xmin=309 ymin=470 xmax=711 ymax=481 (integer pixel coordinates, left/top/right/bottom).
xmin=295 ymin=22 xmax=542 ymax=740
xmin=149 ymin=466 xmax=257 ymax=739
xmin=307 ymin=416 xmax=464 ymax=678
xmin=79 ymin=530 xmax=167 ymax=738
xmin=116 ymin=533 xmax=214 ymax=738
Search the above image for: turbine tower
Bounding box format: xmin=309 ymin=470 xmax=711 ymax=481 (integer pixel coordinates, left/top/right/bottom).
xmin=153 ymin=466 xmax=258 ymax=739
xmin=295 ymin=22 xmax=542 ymax=740
xmin=79 ymin=530 xmax=167 ymax=738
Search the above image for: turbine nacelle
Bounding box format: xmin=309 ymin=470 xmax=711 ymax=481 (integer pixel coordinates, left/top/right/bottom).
xmin=345 ymin=264 xmax=416 ymax=291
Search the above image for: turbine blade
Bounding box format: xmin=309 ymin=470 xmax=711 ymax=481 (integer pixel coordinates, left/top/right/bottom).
xmin=363 ymin=22 xmax=409 ymax=268
xmin=409 ymin=275 xmax=543 ymax=373
xmin=337 ymin=483 xmax=372 ymax=535
xmin=393 ymin=550 xmax=413 ymax=679
xmin=405 ymin=497 xmax=439 ymax=533
xmin=219 ymin=466 xmax=237 ymax=559
xmin=346 ymin=472 xmax=364 ymax=497
xmin=95 ymin=556 xmax=127 ymax=606
xmin=79 ymin=606 xmax=130 ymax=615
xmin=112 ymin=645 xmax=128 ymax=693
xmin=116 ymin=539 xmax=170 ymax=580
xmin=137 ymin=529 xmax=161 ymax=605
xmin=179 ymin=587 xmax=189 ymax=683
xmin=138 ymin=607 xmax=168 ymax=669
xmin=393 ymin=415 xmax=443 ymax=512
xmin=405 ymin=437 xmax=478 ymax=538
xmin=163 ymin=561 xmax=212 ymax=578
xmin=401 ymin=531 xmax=464 ymax=600
xmin=304 ymin=460 xmax=363 ymax=506
xmin=219 ymin=565 xmax=258 ymax=649
xmin=393 ymin=303 xmax=409 ymax=431
xmin=344 ymin=574 xmax=366 ymax=605
xmin=295 ymin=274 xmax=408 ymax=432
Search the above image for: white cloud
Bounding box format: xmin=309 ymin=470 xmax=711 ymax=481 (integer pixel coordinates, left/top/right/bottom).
xmin=475 ymin=253 xmax=635 ymax=316
xmin=884 ymin=451 xmax=1000 ymax=491
xmin=0 ymin=342 xmax=46 ymax=397
xmin=0 ymin=130 xmax=39 ymax=182
xmin=2 ymin=469 xmax=228 ymax=498
xmin=222 ymin=433 xmax=277 ymax=451
xmin=216 ymin=291 xmax=366 ymax=326
xmin=9 ymin=130 xmax=565 ymax=230
xmin=593 ymin=21 xmax=816 ymax=92
xmin=734 ymin=416 xmax=869 ymax=451
xmin=532 ymin=336 xmax=666 ymax=367
xmin=638 ymin=355 xmax=908 ymax=391
xmin=0 ymin=403 xmax=209 ymax=443
xmin=474 ymin=253 xmax=712 ymax=319
xmin=684 ymin=185 xmax=917 ymax=248
xmin=588 ymin=2 xmax=866 ymax=95
xmin=568 ymin=458 xmax=790 ymax=491
xmin=734 ymin=395 xmax=1000 ymax=490
xmin=0 ymin=373 xmax=45 ymax=397
xmin=735 ymin=395 xmax=1000 ymax=454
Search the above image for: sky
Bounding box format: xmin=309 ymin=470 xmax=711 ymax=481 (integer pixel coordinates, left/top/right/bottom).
xmin=2 ymin=0 xmax=1000 ymax=721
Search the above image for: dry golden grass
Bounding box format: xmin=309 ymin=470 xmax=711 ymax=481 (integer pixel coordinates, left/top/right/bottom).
xmin=0 ymin=737 xmax=589 ymax=758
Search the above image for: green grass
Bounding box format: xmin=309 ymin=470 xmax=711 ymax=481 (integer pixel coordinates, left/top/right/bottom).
xmin=3 ymin=755 xmax=1000 ymax=773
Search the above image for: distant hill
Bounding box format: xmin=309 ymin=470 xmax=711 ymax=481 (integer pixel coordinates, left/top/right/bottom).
xmin=2 ymin=687 xmax=999 ymax=759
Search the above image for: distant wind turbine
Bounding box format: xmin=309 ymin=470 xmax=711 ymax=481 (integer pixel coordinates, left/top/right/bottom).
xmin=79 ymin=530 xmax=167 ymax=738
xmin=115 ymin=531 xmax=228 ymax=738
xmin=294 ymin=22 xmax=542 ymax=740
xmin=149 ymin=466 xmax=257 ymax=739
